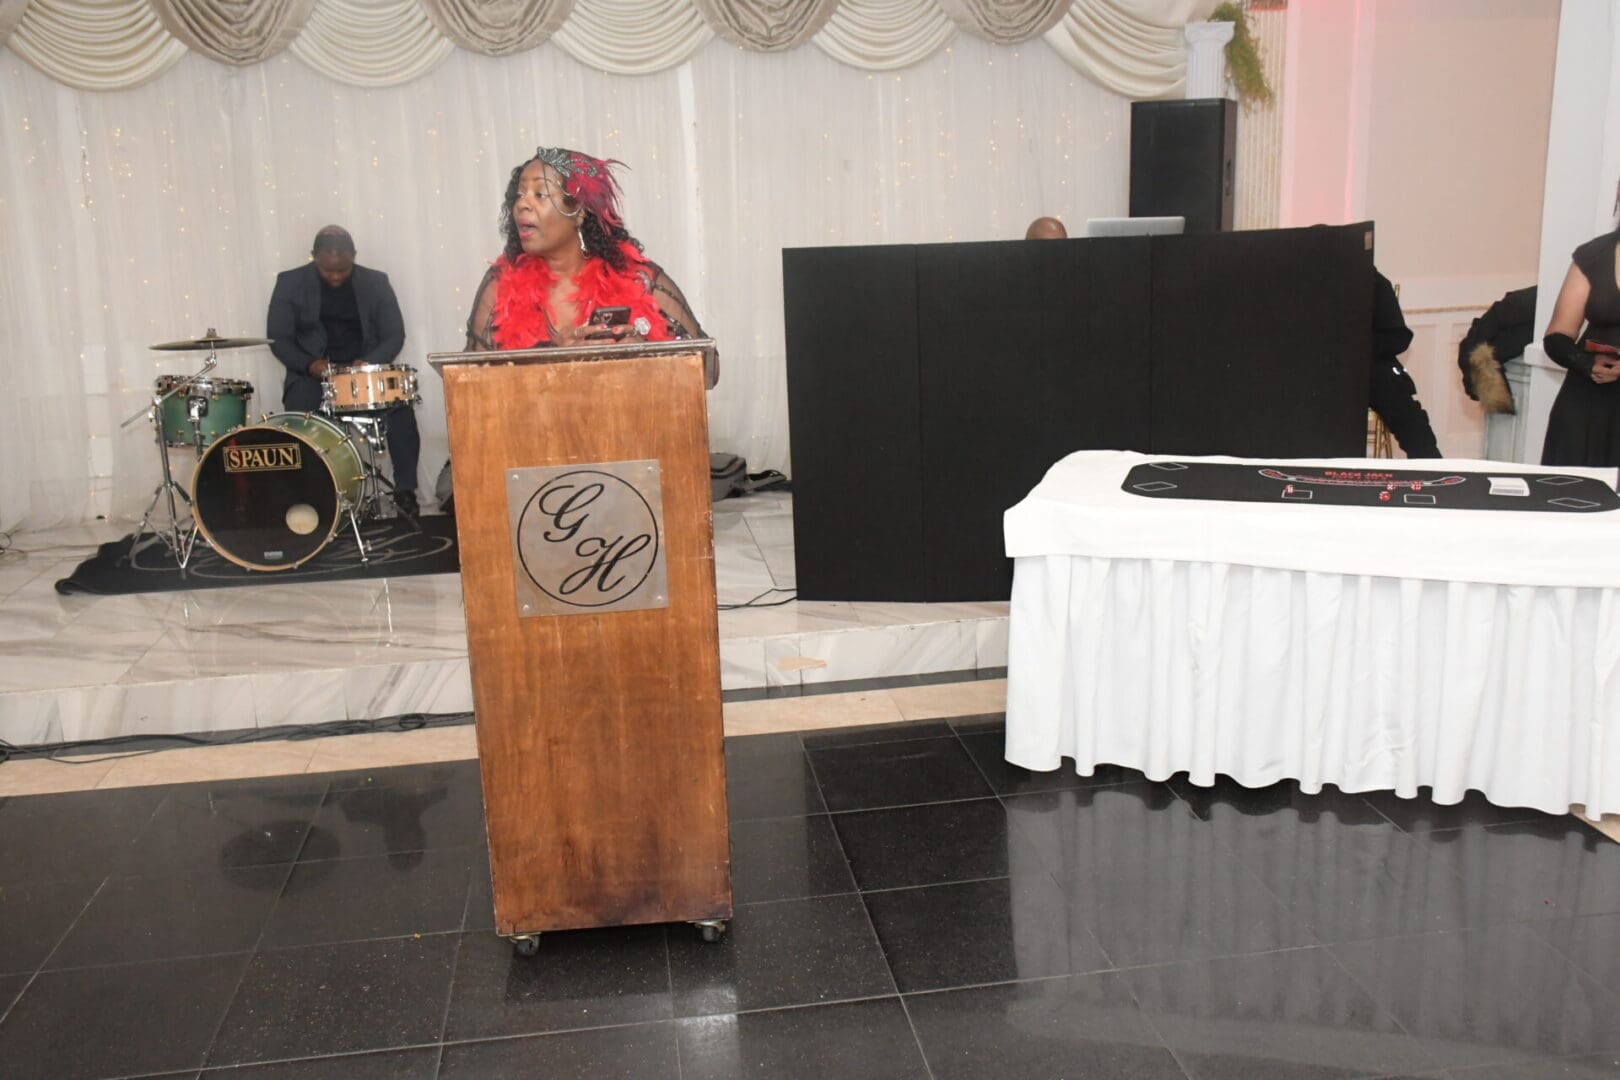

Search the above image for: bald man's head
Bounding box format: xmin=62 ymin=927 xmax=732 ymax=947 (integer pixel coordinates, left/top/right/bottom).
xmin=1025 ymin=217 xmax=1067 ymax=240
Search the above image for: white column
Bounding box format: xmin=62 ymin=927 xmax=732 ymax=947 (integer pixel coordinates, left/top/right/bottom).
xmin=1510 ymin=0 xmax=1620 ymax=463
xmin=1183 ymin=20 xmax=1234 ymax=100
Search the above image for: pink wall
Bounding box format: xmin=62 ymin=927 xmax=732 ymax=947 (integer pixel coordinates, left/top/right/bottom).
xmin=1280 ymin=1 xmax=1367 ymax=229
xmin=1282 ymin=0 xmax=1559 ymax=288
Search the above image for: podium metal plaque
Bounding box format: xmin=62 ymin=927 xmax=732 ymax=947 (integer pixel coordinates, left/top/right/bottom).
xmin=506 ymin=460 xmax=669 ymax=617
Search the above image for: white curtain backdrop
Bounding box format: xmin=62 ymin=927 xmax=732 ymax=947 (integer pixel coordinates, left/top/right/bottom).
xmin=2 ymin=0 xmax=1212 ymax=86
xmin=0 ymin=35 xmax=1134 ymax=531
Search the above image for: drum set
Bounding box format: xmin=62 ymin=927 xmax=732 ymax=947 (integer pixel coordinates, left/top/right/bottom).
xmin=123 ymin=329 xmax=421 ymax=573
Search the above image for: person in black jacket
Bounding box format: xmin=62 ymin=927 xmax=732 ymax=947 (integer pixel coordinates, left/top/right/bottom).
xmin=267 ymin=226 xmax=420 ymax=515
xmin=1457 ymin=286 xmax=1535 ymax=415
xmin=1369 ymin=269 xmax=1441 ymax=458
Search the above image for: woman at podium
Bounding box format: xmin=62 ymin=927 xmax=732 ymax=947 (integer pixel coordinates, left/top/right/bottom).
xmin=463 ymin=146 xmax=707 ymax=355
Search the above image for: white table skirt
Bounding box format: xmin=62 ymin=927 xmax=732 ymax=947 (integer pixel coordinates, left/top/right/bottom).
xmin=1004 ymin=555 xmax=1620 ymax=819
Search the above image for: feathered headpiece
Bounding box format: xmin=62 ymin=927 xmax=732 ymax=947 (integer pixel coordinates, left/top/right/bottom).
xmin=531 ymin=146 xmax=627 ymax=230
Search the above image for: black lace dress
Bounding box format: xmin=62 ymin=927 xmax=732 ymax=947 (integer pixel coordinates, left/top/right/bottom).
xmin=462 ymin=258 xmax=706 ymax=353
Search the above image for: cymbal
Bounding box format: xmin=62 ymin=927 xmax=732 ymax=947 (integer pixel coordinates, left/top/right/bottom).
xmin=151 ymin=329 xmax=272 ymax=351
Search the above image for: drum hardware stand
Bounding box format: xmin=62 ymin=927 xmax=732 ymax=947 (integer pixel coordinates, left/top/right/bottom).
xmin=344 ymin=501 xmax=372 ymax=565
xmin=120 ymin=355 xmax=217 ymax=570
xmin=336 ymin=411 xmax=424 ymax=535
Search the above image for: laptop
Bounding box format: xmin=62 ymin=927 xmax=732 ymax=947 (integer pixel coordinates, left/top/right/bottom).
xmin=1084 ymin=216 xmax=1186 ymax=238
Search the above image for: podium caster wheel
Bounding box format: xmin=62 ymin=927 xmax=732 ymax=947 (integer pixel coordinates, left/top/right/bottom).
xmin=693 ymin=919 xmax=727 ymax=943
xmin=511 ymin=934 xmax=540 ymax=957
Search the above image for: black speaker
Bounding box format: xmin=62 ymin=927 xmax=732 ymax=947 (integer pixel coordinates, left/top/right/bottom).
xmin=1129 ymin=98 xmax=1236 ymax=234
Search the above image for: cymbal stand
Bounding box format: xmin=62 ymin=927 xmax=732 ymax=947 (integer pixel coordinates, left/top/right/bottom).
xmin=121 ymin=354 xmax=217 ymax=570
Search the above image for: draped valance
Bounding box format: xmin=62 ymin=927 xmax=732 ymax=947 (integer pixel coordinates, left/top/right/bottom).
xmin=2 ymin=0 xmax=1212 ymax=93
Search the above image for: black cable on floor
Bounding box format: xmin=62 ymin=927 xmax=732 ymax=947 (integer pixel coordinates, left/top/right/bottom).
xmin=0 ymin=711 xmax=472 ymax=766
xmin=719 ymin=587 xmax=798 ymax=611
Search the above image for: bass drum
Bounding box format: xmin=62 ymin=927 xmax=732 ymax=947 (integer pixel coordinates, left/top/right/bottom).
xmin=192 ymin=413 xmax=365 ymax=571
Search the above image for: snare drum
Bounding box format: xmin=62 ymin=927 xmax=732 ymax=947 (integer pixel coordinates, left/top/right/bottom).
xmin=322 ymin=363 xmax=419 ymax=412
xmin=192 ymin=412 xmax=365 ymax=570
xmin=155 ymin=375 xmax=254 ymax=450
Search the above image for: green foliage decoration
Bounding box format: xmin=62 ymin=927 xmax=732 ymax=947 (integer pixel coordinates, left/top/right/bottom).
xmin=1209 ymin=2 xmax=1274 ymax=106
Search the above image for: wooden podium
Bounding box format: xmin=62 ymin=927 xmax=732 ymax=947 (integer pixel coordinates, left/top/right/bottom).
xmin=429 ymin=339 xmax=730 ymax=950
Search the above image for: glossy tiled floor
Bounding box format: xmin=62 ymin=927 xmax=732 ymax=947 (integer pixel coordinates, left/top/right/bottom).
xmin=3 ymin=710 xmax=1619 ymax=1079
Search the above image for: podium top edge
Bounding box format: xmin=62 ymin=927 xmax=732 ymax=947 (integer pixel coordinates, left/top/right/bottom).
xmin=428 ymin=338 xmax=716 ymax=372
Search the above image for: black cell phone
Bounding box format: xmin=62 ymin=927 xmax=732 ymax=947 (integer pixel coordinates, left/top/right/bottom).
xmin=588 ymin=306 xmax=631 ymax=327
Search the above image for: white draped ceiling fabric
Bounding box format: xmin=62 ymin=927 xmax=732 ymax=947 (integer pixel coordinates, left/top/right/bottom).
xmin=0 ymin=0 xmax=1214 ymax=530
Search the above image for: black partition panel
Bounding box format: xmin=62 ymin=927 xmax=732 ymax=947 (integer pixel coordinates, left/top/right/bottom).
xmin=1149 ymin=224 xmax=1372 ymax=457
xmin=914 ymin=239 xmax=1153 ymax=600
xmin=783 ymin=244 xmax=927 ymax=600
xmin=783 ymin=223 xmax=1374 ymax=601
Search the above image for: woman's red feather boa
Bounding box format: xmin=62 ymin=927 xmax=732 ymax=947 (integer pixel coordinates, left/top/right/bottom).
xmin=491 ymin=242 xmax=668 ymax=350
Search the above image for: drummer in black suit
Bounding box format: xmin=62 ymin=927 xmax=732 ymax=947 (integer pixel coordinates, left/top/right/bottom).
xmin=267 ymin=225 xmax=421 ymax=516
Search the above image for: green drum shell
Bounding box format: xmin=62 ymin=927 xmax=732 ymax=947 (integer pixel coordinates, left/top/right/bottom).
xmin=191 ymin=412 xmax=365 ymax=571
xmin=155 ymin=376 xmax=253 ymax=449
xmin=262 ymin=412 xmax=365 ymax=504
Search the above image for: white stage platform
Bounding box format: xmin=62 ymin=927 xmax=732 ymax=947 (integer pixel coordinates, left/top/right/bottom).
xmin=0 ymin=491 xmax=1008 ymax=746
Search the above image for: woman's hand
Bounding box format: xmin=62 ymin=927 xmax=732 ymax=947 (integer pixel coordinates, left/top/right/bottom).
xmin=552 ymin=323 xmax=643 ymax=347
xmin=1592 ymin=356 xmax=1620 ymax=384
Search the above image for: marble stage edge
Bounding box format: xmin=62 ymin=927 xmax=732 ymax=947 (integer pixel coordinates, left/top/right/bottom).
xmin=0 ymin=492 xmax=1008 ymax=746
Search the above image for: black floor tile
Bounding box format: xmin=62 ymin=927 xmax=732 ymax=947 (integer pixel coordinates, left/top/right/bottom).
xmin=320 ymin=758 xmax=481 ymax=793
xmin=1451 ymin=1053 xmax=1620 ymax=1077
xmin=0 ymin=877 xmax=102 ymax=974
xmin=1531 ymin=912 xmax=1620 ymax=997
xmin=666 ymin=894 xmax=892 ymax=1017
xmin=1187 ymin=798 xmax=1481 ymax=944
xmin=0 ymin=952 xmax=248 ymax=1080
xmin=800 ymin=720 xmax=955 ymax=749
xmin=959 ymin=730 xmax=1143 ymax=794
xmin=1125 ymin=947 xmax=1436 ymax=1080
xmin=1355 ymin=788 xmax=1560 ymax=832
xmin=833 ymin=798 xmax=1033 ymax=891
xmin=48 ymin=863 xmax=291 ymax=969
xmin=676 ymin=998 xmax=930 ymax=1080
xmin=864 ymin=876 xmax=1108 ymax=992
xmin=1331 ymin=924 xmax=1620 ymax=1071
xmin=439 ymin=1021 xmax=679 ymax=1078
xmin=119 ymin=775 xmax=328 ymax=874
xmin=725 ymin=748 xmax=826 ymax=821
xmin=724 ymin=732 xmax=804 ymax=759
xmin=462 ymin=848 xmax=495 ymax=932
xmin=258 ymin=847 xmax=475 ymax=948
xmin=904 ymin=971 xmax=1186 ymax=1080
xmin=1003 ymin=786 xmax=1318 ymax=966
xmin=199 ymin=1046 xmax=439 ymax=1078
xmin=0 ymin=972 xmax=27 ymax=1020
xmin=809 ymin=736 xmax=993 ymax=812
xmin=999 ymin=781 xmax=1192 ymax=887
xmin=1418 ymin=819 xmax=1620 ymax=924
xmin=0 ymin=785 xmax=169 ymax=885
xmin=302 ymin=768 xmax=485 ymax=859
xmin=946 ymin=712 xmax=1005 ymax=735
xmin=1170 ymin=776 xmax=1389 ymax=826
xmin=208 ymin=934 xmax=457 ymax=1066
xmin=730 ymin=814 xmax=856 ymax=903
xmin=443 ymin=926 xmax=672 ymax=1041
